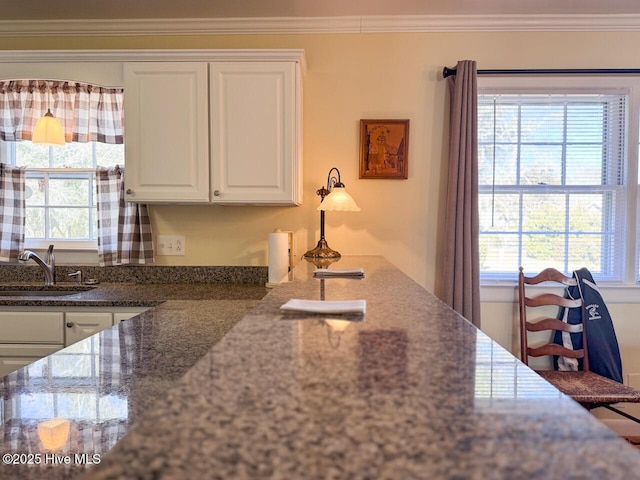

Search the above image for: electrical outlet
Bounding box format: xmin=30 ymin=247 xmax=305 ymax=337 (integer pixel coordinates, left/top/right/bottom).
xmin=156 ymin=235 xmax=186 ymax=256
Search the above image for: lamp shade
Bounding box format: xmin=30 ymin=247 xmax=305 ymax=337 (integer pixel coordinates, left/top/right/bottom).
xmin=318 ymin=186 xmax=361 ymax=212
xmin=33 ymin=110 xmax=65 ymax=146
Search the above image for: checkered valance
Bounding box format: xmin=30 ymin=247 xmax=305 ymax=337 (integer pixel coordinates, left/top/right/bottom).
xmin=0 ymin=80 xmax=124 ymax=144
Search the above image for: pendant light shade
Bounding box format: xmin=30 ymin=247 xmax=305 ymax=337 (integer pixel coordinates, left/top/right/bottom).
xmin=33 ymin=109 xmax=65 ymax=146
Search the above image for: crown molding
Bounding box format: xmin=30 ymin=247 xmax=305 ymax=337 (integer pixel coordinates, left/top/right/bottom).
xmin=1 ymin=14 xmax=640 ymax=37
xmin=361 ymin=14 xmax=640 ymax=32
xmin=0 ymin=17 xmax=361 ymax=37
xmin=0 ymin=48 xmax=307 ymax=74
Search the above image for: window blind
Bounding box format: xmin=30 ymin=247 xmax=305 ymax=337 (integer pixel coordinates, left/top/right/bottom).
xmin=478 ymin=93 xmax=627 ymax=281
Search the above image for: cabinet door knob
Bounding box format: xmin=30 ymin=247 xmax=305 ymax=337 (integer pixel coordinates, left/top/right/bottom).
xmin=213 ymin=190 xmax=221 ymax=196
xmin=126 ymin=189 xmax=133 ymax=195
xmin=66 ymin=321 xmax=74 ymax=328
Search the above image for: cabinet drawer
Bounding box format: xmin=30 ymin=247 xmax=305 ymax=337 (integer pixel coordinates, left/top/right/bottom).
xmin=65 ymin=312 xmax=113 ymax=346
xmin=0 ymin=312 xmax=64 ymax=343
xmin=0 ymin=343 xmax=62 ymax=357
xmin=0 ymin=344 xmax=63 ymax=377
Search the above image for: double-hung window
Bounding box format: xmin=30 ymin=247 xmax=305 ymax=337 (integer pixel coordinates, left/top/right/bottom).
xmin=0 ymin=140 xmax=124 ymax=250
xmin=477 ymin=77 xmax=637 ymax=283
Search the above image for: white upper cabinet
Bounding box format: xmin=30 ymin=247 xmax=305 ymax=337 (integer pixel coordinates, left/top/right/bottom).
xmin=123 ymin=52 xmax=303 ymax=205
xmin=209 ymin=62 xmax=301 ymax=205
xmin=123 ymin=62 xmax=210 ymax=203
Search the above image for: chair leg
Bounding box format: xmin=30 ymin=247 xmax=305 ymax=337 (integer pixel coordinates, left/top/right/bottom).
xmin=601 ymin=405 xmax=640 ymax=424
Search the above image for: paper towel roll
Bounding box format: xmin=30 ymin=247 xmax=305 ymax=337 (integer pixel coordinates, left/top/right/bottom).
xmin=268 ymin=231 xmax=291 ymax=287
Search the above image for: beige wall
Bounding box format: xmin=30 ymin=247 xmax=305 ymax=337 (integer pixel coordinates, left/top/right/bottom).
xmin=3 ymin=30 xmax=640 ymax=299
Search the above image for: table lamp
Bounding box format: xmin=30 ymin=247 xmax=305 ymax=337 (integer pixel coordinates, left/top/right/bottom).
xmin=303 ymin=167 xmax=360 ymax=258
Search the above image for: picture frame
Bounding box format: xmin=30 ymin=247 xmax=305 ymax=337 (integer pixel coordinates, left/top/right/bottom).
xmin=359 ymin=119 xmax=409 ymax=179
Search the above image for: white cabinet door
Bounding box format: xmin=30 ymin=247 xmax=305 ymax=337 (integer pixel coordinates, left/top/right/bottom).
xmin=123 ymin=62 xmax=210 ymax=203
xmin=209 ymin=62 xmax=301 ymax=205
xmin=64 ymin=312 xmax=113 ymax=346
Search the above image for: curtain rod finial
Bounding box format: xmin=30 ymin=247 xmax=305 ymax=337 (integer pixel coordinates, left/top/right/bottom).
xmin=442 ymin=66 xmax=456 ymax=78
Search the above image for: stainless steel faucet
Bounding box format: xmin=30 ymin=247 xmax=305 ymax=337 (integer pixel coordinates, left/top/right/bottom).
xmin=19 ymin=244 xmax=55 ymax=286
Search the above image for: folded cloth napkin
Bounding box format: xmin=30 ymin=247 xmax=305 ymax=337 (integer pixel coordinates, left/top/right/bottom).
xmin=280 ymin=299 xmax=366 ymax=314
xmin=313 ymin=268 xmax=365 ymax=278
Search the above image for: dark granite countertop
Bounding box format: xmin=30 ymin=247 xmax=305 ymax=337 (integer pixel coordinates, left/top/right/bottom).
xmin=0 ymin=279 xmax=268 ymax=479
xmin=0 ymin=282 xmax=268 ymax=308
xmin=2 ymin=256 xmax=640 ymax=479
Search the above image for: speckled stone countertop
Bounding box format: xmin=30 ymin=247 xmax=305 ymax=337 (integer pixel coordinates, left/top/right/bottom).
xmin=2 ymin=256 xmax=640 ymax=479
xmin=0 ymin=282 xmax=269 ymax=307
xmin=0 ymin=279 xmax=267 ymax=479
xmin=76 ymin=256 xmax=640 ymax=479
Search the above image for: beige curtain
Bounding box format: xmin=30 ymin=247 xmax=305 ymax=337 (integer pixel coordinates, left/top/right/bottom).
xmin=443 ymin=60 xmax=481 ymax=327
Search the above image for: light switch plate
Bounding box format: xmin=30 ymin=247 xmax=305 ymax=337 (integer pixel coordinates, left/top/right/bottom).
xmin=156 ymin=235 xmax=186 ymax=256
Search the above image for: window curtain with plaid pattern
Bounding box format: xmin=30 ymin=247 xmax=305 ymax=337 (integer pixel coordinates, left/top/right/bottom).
xmin=0 ymin=80 xmax=124 ymax=143
xmin=96 ymin=166 xmax=153 ymax=266
xmin=0 ymin=163 xmax=26 ymax=262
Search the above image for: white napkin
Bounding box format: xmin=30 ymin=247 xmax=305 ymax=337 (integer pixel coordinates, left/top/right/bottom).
xmin=280 ymin=299 xmax=366 ymax=314
xmin=313 ymin=268 xmax=365 ymax=278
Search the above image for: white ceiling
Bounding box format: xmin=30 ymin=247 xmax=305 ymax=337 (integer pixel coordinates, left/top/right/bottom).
xmin=5 ymin=0 xmax=640 ymax=20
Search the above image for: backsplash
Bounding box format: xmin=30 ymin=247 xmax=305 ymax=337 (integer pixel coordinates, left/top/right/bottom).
xmin=0 ymin=264 xmax=268 ymax=285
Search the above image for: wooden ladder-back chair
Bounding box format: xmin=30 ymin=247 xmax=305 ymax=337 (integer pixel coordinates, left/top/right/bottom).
xmin=518 ymin=266 xmax=640 ymax=424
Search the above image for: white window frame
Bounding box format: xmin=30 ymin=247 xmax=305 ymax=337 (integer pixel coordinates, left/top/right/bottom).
xmin=0 ymin=140 xmax=110 ymax=252
xmin=478 ymin=75 xmax=640 ymax=287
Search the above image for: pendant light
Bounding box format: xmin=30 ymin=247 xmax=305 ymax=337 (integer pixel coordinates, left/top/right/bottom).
xmin=33 ymin=83 xmax=65 ymax=146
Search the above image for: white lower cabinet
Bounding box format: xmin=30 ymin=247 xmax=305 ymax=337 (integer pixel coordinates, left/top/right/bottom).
xmin=0 ymin=311 xmax=64 ymax=377
xmin=0 ymin=345 xmax=62 ymax=377
xmin=0 ymin=307 xmax=148 ymax=377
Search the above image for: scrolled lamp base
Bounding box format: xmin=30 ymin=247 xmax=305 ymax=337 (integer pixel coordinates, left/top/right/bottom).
xmin=303 ymin=238 xmax=341 ymax=259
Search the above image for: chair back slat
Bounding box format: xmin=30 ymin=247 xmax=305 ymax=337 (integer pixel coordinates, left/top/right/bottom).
xmin=526 ymin=318 xmax=583 ymax=334
xmin=522 ymin=267 xmax=578 ymax=286
xmin=525 ymin=293 xmax=581 ymax=309
xmin=528 ymin=344 xmax=584 ymax=359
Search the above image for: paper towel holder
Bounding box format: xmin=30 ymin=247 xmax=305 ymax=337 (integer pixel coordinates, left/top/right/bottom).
xmin=303 ymin=167 xmax=360 ymax=259
xmin=266 ymin=229 xmax=294 ymax=288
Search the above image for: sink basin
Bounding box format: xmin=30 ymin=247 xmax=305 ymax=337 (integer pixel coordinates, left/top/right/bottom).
xmin=0 ymin=290 xmax=85 ymax=297
xmin=0 ymin=286 xmax=95 ymax=297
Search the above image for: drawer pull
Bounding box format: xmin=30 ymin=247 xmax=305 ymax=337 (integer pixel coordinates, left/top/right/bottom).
xmin=66 ymin=321 xmax=74 ymax=328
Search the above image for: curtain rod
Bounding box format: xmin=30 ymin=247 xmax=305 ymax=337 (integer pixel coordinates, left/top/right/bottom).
xmin=442 ymin=67 xmax=640 ymax=78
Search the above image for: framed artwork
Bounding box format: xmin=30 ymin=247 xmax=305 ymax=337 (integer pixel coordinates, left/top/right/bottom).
xmin=359 ymin=119 xmax=409 ymax=179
